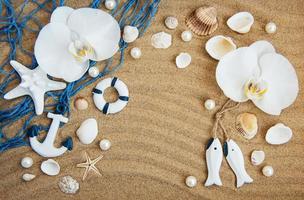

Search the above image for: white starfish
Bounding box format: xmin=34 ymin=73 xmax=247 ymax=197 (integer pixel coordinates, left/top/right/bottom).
xmin=77 ymin=152 xmax=103 ymax=181
xmin=4 ymin=60 xmax=66 ymax=115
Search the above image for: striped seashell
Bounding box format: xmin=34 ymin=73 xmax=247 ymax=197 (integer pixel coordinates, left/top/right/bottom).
xmin=185 ymin=6 xmax=218 ymax=36
xmin=235 ymin=112 xmax=258 ymax=140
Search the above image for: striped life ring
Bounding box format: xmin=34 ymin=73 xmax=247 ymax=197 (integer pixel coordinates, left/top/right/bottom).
xmin=93 ymin=77 xmax=129 ymax=114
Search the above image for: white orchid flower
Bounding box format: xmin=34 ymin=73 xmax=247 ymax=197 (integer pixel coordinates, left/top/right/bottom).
xmin=216 ymin=41 xmax=299 ymax=115
xmin=34 ymin=6 xmax=121 ymax=82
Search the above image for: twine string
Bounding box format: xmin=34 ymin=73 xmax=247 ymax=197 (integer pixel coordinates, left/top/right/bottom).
xmin=212 ymin=99 xmax=240 ymax=139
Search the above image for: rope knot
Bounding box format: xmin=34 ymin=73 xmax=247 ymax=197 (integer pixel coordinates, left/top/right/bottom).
xmin=55 ymin=103 xmax=68 ymax=115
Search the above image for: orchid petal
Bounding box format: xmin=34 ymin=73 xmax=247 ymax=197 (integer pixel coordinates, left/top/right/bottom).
xmin=252 ymin=53 xmax=299 ymax=115
xmin=216 ymin=47 xmax=260 ymax=102
xmin=66 ymin=8 xmax=121 ymax=61
xmin=34 ymin=23 xmax=89 ymax=82
xmin=50 ymin=6 xmax=74 ymax=24
xmin=249 ymin=40 xmax=275 ymax=59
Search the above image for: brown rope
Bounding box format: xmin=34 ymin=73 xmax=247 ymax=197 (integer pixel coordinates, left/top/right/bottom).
xmin=212 ymin=99 xmax=240 ymax=138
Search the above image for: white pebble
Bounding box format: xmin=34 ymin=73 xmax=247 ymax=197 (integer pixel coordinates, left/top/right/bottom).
xmin=99 ymin=139 xmax=111 ymax=151
xmin=105 ymin=0 xmax=116 ymax=10
xmin=181 ymin=30 xmax=192 ymax=42
xmin=88 ymin=67 xmax=99 ymax=78
xmin=21 ymin=157 xmax=33 ymax=168
xmin=185 ymin=176 xmax=197 ymax=188
xmin=204 ymin=99 xmax=215 ymax=110
xmin=165 ymin=16 xmax=178 ymax=29
xmin=130 ymin=47 xmax=142 ymax=59
xmin=22 ymin=173 xmax=36 ymax=182
xmin=262 ymin=165 xmax=274 ymax=177
xmin=265 ymin=22 xmax=277 ymax=34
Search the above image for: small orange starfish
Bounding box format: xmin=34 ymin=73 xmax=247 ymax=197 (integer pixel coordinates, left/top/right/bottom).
xmin=77 ymin=152 xmax=103 ymax=181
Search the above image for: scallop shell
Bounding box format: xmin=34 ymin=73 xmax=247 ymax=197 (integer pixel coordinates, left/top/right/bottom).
xmin=76 ymin=118 xmax=98 ymax=145
xmin=41 ymin=159 xmax=60 ymax=176
xmin=22 ymin=173 xmax=36 ymax=182
xmin=176 ymin=53 xmax=191 ymax=68
xmin=265 ymin=123 xmax=292 ymax=145
xmin=185 ymin=6 xmax=218 ymax=36
xmin=151 ymin=31 xmax=172 ymax=49
xmin=74 ymin=97 xmax=88 ymax=110
xmin=251 ymin=150 xmax=265 ymax=166
xmin=235 ymin=112 xmax=258 ymax=139
xmin=165 ymin=16 xmax=178 ymax=29
xmin=227 ymin=12 xmax=254 ymax=34
xmin=58 ymin=175 xmax=79 ymax=194
xmin=205 ymin=35 xmax=236 ymax=60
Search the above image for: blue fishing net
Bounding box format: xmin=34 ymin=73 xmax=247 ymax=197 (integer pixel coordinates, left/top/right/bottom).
xmin=0 ymin=0 xmax=160 ymax=152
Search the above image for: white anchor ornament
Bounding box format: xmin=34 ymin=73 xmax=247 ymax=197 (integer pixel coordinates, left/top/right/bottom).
xmin=205 ymin=137 xmax=223 ymax=186
xmin=223 ymin=139 xmax=253 ymax=188
xmin=28 ymin=112 xmax=73 ymax=157
xmin=4 ymin=60 xmax=66 ymax=115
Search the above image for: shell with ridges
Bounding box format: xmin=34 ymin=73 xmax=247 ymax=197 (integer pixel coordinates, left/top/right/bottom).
xmin=235 ymin=112 xmax=258 ymax=139
xmin=185 ymin=6 xmax=218 ymax=36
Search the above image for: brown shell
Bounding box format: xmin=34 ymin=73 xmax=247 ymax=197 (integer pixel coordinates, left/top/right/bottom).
xmin=185 ymin=6 xmax=218 ymax=36
xmin=235 ymin=112 xmax=258 ymax=140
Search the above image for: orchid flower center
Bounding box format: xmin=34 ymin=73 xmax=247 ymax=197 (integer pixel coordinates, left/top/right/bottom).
xmin=244 ymin=78 xmax=268 ymax=100
xmin=68 ymin=39 xmax=94 ymax=63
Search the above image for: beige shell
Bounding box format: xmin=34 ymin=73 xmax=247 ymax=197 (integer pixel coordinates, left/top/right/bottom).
xmin=185 ymin=6 xmax=218 ymax=36
xmin=235 ymin=112 xmax=258 ymax=139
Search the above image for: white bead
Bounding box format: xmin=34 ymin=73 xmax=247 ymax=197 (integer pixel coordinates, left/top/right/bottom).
xmin=105 ymin=0 xmax=116 ymax=10
xmin=204 ymin=99 xmax=215 ymax=110
xmin=130 ymin=47 xmax=142 ymax=59
xmin=21 ymin=157 xmax=33 ymax=168
xmin=185 ymin=176 xmax=197 ymax=188
xmin=99 ymin=139 xmax=111 ymax=151
xmin=88 ymin=67 xmax=99 ymax=78
xmin=181 ymin=30 xmax=192 ymax=42
xmin=265 ymin=22 xmax=277 ymax=34
xmin=262 ymin=165 xmax=274 ymax=177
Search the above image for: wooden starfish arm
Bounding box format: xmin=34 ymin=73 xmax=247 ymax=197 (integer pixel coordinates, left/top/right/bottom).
xmin=46 ymin=79 xmax=66 ymax=91
xmin=4 ymin=85 xmax=30 ymax=99
xmin=10 ymin=60 xmax=31 ymax=75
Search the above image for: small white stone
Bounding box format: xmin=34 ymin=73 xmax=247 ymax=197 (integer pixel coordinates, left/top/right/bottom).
xmin=165 ymin=16 xmax=178 ymax=29
xmin=265 ymin=22 xmax=277 ymax=34
xmin=105 ymin=0 xmax=116 ymax=10
xmin=22 ymin=173 xmax=36 ymax=182
xmin=88 ymin=67 xmax=99 ymax=78
xmin=204 ymin=99 xmax=215 ymax=110
xmin=123 ymin=26 xmax=139 ymax=43
xmin=262 ymin=165 xmax=274 ymax=177
xmin=130 ymin=47 xmax=142 ymax=59
xmin=151 ymin=32 xmax=172 ymax=49
xmin=176 ymin=52 xmax=191 ymax=68
xmin=21 ymin=157 xmax=33 ymax=168
xmin=185 ymin=176 xmax=197 ymax=188
xmin=181 ymin=30 xmax=192 ymax=42
xmin=76 ymin=118 xmax=98 ymax=145
xmin=99 ymin=139 xmax=111 ymax=151
xmin=58 ymin=175 xmax=79 ymax=194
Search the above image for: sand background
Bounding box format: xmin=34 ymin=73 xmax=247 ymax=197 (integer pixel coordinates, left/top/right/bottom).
xmin=0 ymin=0 xmax=304 ymax=199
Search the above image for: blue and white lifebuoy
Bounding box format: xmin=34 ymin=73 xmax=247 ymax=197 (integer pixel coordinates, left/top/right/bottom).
xmin=93 ymin=77 xmax=129 ymax=114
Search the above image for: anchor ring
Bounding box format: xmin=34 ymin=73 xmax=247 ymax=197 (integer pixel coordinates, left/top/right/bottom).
xmin=92 ymin=77 xmax=129 ymax=114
